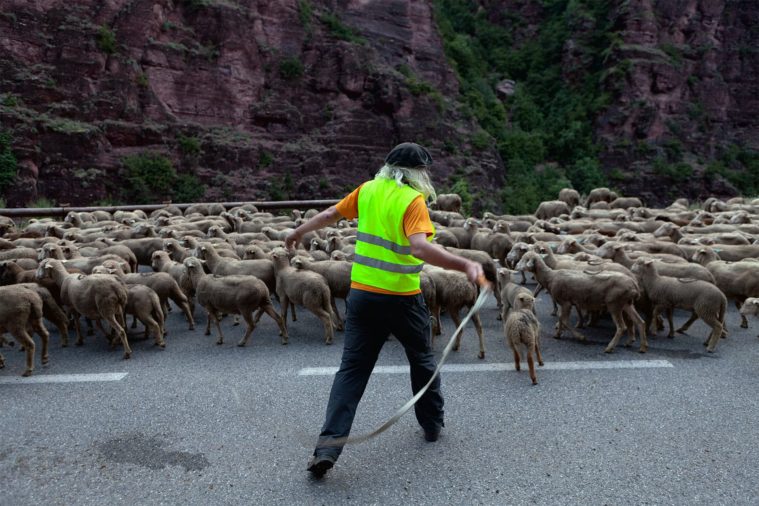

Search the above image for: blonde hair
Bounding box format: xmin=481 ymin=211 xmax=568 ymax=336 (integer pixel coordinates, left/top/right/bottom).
xmin=375 ymin=164 xmax=436 ymax=201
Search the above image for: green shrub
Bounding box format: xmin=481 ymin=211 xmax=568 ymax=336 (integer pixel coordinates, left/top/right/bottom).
xmin=183 ymin=0 xmax=211 ymax=12
xmin=259 ymin=150 xmax=273 ymax=168
xmin=447 ymin=177 xmax=474 ymax=215
xmin=471 ymin=130 xmax=491 ymax=151
xmin=178 ymin=135 xmax=202 ymax=157
xmin=320 ymin=11 xmax=365 ymax=44
xmin=298 ymin=0 xmax=313 ymax=33
xmin=279 ymin=57 xmax=304 ymax=80
xmin=0 ymin=130 xmax=17 ymax=193
xmin=173 ymin=173 xmax=206 ymax=202
xmin=97 ymin=25 xmax=117 ymax=54
xmin=123 ymin=153 xmax=176 ymax=203
xmin=30 ymin=197 xmax=54 ymax=208
xmin=1 ymin=94 xmax=18 ymax=107
xmin=567 ymin=157 xmax=606 ymax=194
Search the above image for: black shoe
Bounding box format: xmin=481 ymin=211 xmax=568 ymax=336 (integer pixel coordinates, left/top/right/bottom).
xmin=307 ymin=454 xmax=335 ymax=477
xmin=424 ymin=428 xmax=440 ymax=442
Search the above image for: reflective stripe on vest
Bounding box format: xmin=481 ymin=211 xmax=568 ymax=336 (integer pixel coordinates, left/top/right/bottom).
xmin=351 ymin=178 xmax=432 ymax=293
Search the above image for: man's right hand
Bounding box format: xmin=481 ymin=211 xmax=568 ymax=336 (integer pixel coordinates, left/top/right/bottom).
xmin=464 ymin=260 xmax=486 ymax=287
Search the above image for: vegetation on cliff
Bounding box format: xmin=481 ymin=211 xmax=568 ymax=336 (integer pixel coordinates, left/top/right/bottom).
xmin=434 ymin=0 xmax=612 ymax=213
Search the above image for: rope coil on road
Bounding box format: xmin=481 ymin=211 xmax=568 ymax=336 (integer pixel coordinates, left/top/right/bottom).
xmin=318 ymin=284 xmax=493 ymax=447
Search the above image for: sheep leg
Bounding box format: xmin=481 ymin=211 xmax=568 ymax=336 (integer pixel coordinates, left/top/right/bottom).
xmin=131 ymin=315 xmax=138 ymax=329
xmin=290 ymin=302 xmax=298 ymax=322
xmin=562 ymin=304 xmax=585 ymax=341
xmin=625 ymin=305 xmax=648 ymax=353
xmin=210 ymin=311 xmax=225 ymax=345
xmin=105 ymin=315 xmax=131 ymax=359
xmin=554 ymin=302 xmax=571 ymax=339
xmin=472 ymin=312 xmax=485 ymax=359
xmin=675 ymin=311 xmax=699 ymax=335
xmin=432 ymin=304 xmax=442 ymax=337
xmin=449 ymin=307 xmax=464 ymax=352
xmin=603 ymin=309 xmax=628 ymax=353
xmin=526 ymin=348 xmax=537 ymax=385
xmin=279 ymin=295 xmax=290 ymax=336
xmin=736 ymin=299 xmax=749 ymax=328
xmin=86 ymin=318 xmax=94 ymax=336
xmin=520 ymin=271 xmax=527 ymax=285
xmin=237 ymin=311 xmax=256 ymax=347
xmin=535 ymin=334 xmax=544 ymax=366
xmin=0 ymin=351 xmax=4 ymax=369
xmin=261 ymin=303 xmax=288 ymax=344
xmin=330 ymin=297 xmax=344 ymax=331
xmin=702 ymin=313 xmax=723 ymax=352
xmin=30 ymin=317 xmax=49 ymax=366
xmin=204 ymin=310 xmax=212 ymax=336
xmin=145 ymin=315 xmax=165 ymax=348
xmin=174 ymin=297 xmax=195 ymax=331
xmin=11 ymin=327 xmax=35 ymax=377
xmin=95 ymin=319 xmax=113 ymax=346
xmin=511 ymin=346 xmax=521 ymax=371
xmin=232 ymin=315 xmax=240 ymax=326
xmin=315 ymin=308 xmax=334 ymax=345
xmin=72 ymin=311 xmax=85 ymax=346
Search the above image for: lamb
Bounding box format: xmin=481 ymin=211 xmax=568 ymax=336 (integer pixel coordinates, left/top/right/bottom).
xmin=631 ymin=258 xmax=726 ymax=352
xmin=195 ymin=244 xmax=276 ymax=295
xmin=0 ymin=285 xmax=49 ymax=376
xmin=423 ymin=265 xmax=485 ymax=359
xmin=504 ymin=293 xmax=543 ymax=385
xmin=497 ymin=268 xmax=534 ymax=321
xmin=535 ymin=200 xmax=571 ymax=220
xmin=290 ymin=255 xmax=351 ymax=330
xmin=269 ymin=248 xmax=336 ymax=344
xmin=516 ymin=251 xmax=647 ymax=353
xmin=36 ymin=259 xmax=131 ymax=358
xmin=558 ymin=188 xmax=581 ymax=209
xmin=99 ymin=260 xmax=195 ymax=331
xmin=430 ymin=194 xmax=463 ymax=213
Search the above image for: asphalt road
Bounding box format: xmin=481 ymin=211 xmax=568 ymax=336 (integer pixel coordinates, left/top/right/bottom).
xmin=2 ymin=276 xmax=759 ymax=505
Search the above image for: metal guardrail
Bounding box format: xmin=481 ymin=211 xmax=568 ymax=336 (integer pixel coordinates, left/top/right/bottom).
xmin=0 ymin=199 xmax=340 ymax=218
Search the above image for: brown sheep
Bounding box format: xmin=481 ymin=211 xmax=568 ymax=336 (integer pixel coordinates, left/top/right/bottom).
xmin=0 ymin=285 xmax=50 ymax=376
xmin=36 ymin=259 xmax=131 ymax=358
xmin=504 ymin=292 xmax=543 ymax=385
xmin=431 ymin=194 xmax=463 ymax=213
xmin=631 ymin=258 xmax=726 ymax=352
xmin=558 ymin=188 xmax=581 ymax=209
xmin=535 ymin=200 xmax=571 ymax=220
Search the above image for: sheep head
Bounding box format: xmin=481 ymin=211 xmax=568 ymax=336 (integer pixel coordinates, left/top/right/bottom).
xmin=739 ymin=298 xmax=759 ymax=317
xmin=513 ymin=293 xmax=535 ymax=311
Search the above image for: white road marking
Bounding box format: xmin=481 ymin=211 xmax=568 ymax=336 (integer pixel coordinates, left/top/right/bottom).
xmin=0 ymin=372 xmax=128 ymax=385
xmin=298 ymin=360 xmax=674 ymax=376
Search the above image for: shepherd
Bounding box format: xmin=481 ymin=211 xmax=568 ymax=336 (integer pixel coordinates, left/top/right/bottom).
xmin=285 ymin=142 xmax=484 ymax=478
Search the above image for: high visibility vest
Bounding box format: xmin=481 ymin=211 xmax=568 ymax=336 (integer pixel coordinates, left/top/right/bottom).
xmin=351 ymin=178 xmax=434 ymax=293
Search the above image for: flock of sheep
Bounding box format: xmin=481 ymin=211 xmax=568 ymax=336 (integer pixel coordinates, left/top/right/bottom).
xmin=2 ymin=188 xmax=759 ymax=385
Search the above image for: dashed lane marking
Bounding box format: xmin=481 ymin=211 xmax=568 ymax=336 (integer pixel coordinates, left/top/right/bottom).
xmin=0 ymin=372 xmax=128 ymax=385
xmin=297 ymin=359 xmax=674 ymax=376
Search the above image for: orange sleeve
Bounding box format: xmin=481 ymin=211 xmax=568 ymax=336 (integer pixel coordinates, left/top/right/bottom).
xmin=334 ymin=183 xmax=364 ymax=220
xmin=403 ymin=196 xmax=435 ymax=237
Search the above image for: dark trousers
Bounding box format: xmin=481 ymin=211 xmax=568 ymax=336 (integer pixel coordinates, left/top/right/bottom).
xmin=314 ymin=289 xmax=445 ymax=459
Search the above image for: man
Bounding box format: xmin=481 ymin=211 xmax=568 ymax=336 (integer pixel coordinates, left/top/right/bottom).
xmin=284 ymin=142 xmax=484 ymax=478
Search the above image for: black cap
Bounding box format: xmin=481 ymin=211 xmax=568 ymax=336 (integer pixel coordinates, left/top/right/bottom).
xmin=384 ymin=142 xmax=433 ymax=169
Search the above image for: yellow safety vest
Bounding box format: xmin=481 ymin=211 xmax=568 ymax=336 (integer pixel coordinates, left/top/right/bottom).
xmin=351 ymin=178 xmax=434 ymax=293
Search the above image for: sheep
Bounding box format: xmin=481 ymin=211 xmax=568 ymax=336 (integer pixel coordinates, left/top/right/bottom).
xmin=14 ymin=283 xmax=69 ymax=348
xmin=596 ymin=242 xmax=715 ymax=283
xmin=585 ymin=187 xmax=619 ymax=207
xmin=0 ymin=285 xmax=49 ymax=376
xmin=113 ymin=237 xmax=166 ymax=266
xmin=443 ymin=218 xmax=479 ymax=249
xmin=38 ymin=243 xmax=130 ymax=274
xmin=194 ymin=244 xmax=276 ymax=295
xmin=150 ymin=251 xmax=195 ymax=311
xmin=432 ymin=228 xmax=459 ymax=248
xmin=535 ymin=200 xmax=571 ymax=220
xmin=94 ymin=267 xmax=165 ymax=348
xmin=430 ymin=194 xmax=463 ymax=213
xmin=631 ymin=258 xmax=726 ymax=352
xmin=470 ymin=229 xmax=513 ymax=267
xmin=423 ymin=265 xmax=485 ymax=359
xmin=443 ymin=246 xmax=502 ymax=312
xmin=739 ymin=298 xmax=759 ymax=337
xmin=290 ymin=255 xmax=351 ymax=331
xmin=558 ymin=188 xmax=581 ymax=209
xmin=691 ymin=247 xmax=759 ymax=329
xmin=504 ymin=293 xmax=543 ymax=385
xmin=99 ymin=260 xmax=195 ymax=331
xmin=609 ymin=197 xmax=643 ymax=209
xmin=268 ymin=248 xmax=336 ymax=344
xmin=497 ymin=268 xmax=534 ymax=321
xmin=0 ymin=247 xmax=38 ymax=262
xmin=36 ymin=259 xmax=131 ymax=357
xmin=516 ymin=251 xmax=647 ymax=353
xmin=59 ymin=242 xmax=138 ymax=273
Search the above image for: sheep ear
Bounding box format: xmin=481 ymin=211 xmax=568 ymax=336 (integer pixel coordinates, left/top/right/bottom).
xmin=643 ymin=258 xmax=654 ymax=265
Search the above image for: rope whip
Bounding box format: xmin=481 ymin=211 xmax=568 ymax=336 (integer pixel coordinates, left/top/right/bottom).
xmin=316 ymin=281 xmax=493 ymax=448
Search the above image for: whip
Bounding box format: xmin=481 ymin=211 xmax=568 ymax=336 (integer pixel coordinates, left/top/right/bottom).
xmin=317 ymin=281 xmax=493 ymax=447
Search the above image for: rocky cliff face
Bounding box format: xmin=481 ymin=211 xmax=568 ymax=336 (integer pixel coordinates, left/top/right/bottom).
xmin=0 ymin=0 xmax=757 ymax=209
xmin=0 ymin=0 xmax=502 ymax=208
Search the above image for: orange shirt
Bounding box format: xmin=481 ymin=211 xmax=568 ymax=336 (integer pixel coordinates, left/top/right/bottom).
xmin=335 ymin=182 xmax=434 ymax=295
